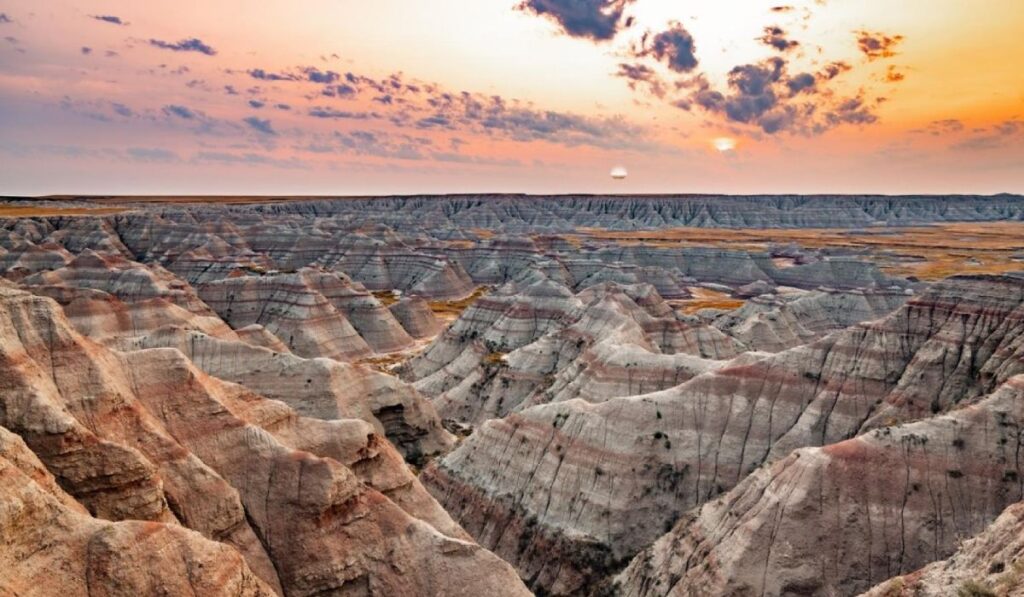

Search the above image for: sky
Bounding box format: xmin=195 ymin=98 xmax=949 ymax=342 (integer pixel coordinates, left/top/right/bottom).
xmin=0 ymin=0 xmax=1022 ymax=195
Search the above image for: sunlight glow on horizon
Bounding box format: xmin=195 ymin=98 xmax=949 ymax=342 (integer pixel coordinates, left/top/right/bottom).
xmin=0 ymin=0 xmax=1021 ymax=195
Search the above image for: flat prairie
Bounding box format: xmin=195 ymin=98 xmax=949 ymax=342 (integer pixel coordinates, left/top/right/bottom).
xmin=577 ymin=222 xmax=1024 ymax=280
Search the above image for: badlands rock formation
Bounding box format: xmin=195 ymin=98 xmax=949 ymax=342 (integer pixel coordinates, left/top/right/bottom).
xmin=0 ymin=284 xmax=529 ymax=596
xmin=2 ymin=194 xmax=1024 ymax=597
xmin=423 ymin=274 xmax=1024 ymax=594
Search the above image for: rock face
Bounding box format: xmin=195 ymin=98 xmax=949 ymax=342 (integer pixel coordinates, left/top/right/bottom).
xmin=617 ymin=376 xmax=1024 ymax=596
xmin=403 ymin=276 xmax=741 ymax=427
xmin=862 ymin=500 xmax=1024 ymax=597
xmin=709 ymin=287 xmax=908 ymax=352
xmin=134 ymin=326 xmax=454 ymax=463
xmin=422 ymin=274 xmax=1024 ymax=595
xmin=0 ymin=425 xmax=275 ymax=597
xmin=196 ymin=268 xmax=417 ymax=361
xmin=0 ymin=285 xmax=531 ymax=596
xmin=4 ymin=195 xmax=1024 ymax=597
xmin=390 ymin=295 xmax=443 ymax=338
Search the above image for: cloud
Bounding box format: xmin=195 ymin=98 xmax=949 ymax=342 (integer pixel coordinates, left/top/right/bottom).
xmin=770 ymin=6 xmax=794 ymax=12
xmin=163 ymin=104 xmax=197 ymax=119
xmin=615 ymin=62 xmax=665 ymax=98
xmin=951 ymin=119 xmax=1023 ymax=151
xmin=856 ymin=31 xmax=903 ymax=60
xmin=192 ymin=151 xmax=304 ymax=169
xmin=885 ymin=65 xmax=905 ymax=82
xmin=224 ymin=85 xmax=240 ymax=96
xmin=81 ymin=47 xmax=92 ymax=55
xmin=824 ymin=96 xmax=877 ymax=126
xmin=759 ymin=26 xmax=799 ymax=52
xmin=308 ymin=107 xmax=380 ymax=120
xmin=683 ymin=56 xmax=878 ymax=135
xmin=90 ymin=15 xmax=125 ymax=25
xmin=247 ymin=68 xmax=298 ymax=81
xmin=322 ymin=84 xmax=357 ymax=97
xmin=149 ymin=37 xmax=216 ymax=56
xmin=0 ymin=13 xmax=12 ymax=24
xmin=111 ymin=103 xmax=134 ymax=117
xmin=641 ymin=22 xmax=698 ymax=72
xmin=248 ymin=99 xmax=265 ymax=109
xmin=912 ymin=119 xmax=964 ymax=136
xmin=303 ymin=67 xmax=340 ymax=84
xmin=127 ymin=147 xmax=178 ymax=162
xmin=243 ymin=116 xmax=276 ymax=135
xmin=516 ymin=0 xmax=634 ymax=41
xmin=275 ymin=103 xmax=291 ymax=110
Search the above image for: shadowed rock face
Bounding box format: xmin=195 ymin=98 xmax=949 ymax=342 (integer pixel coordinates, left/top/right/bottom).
xmin=861 ymin=500 xmax=1024 ymax=597
xmin=422 ymin=275 xmax=1024 ymax=595
xmin=617 ymin=376 xmax=1024 ymax=596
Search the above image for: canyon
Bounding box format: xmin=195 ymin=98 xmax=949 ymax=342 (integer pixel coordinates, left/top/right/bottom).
xmin=1 ymin=194 xmax=1024 ymax=596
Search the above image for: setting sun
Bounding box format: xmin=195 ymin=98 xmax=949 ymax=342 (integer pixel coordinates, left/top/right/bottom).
xmin=712 ymin=137 xmax=737 ymax=153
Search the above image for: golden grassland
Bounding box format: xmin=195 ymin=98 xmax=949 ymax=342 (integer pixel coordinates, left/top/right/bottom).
xmin=428 ymin=286 xmax=491 ymax=322
xmin=355 ymin=353 xmax=408 ymax=373
xmin=483 ymin=351 xmax=507 ymax=365
xmin=0 ymin=206 xmax=127 ymax=217
xmin=675 ymin=288 xmax=746 ymax=314
xmin=371 ymin=290 xmax=399 ymax=306
xmin=576 ymin=222 xmax=1024 ymax=281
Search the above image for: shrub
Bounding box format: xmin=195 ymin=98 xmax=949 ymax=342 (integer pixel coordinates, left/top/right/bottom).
xmin=957 ymin=580 xmax=996 ymax=597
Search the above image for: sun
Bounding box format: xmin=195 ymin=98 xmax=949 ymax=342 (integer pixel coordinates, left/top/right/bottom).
xmin=712 ymin=137 xmax=737 ymax=152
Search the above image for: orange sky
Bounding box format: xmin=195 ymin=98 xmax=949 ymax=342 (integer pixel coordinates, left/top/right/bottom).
xmin=0 ymin=0 xmax=1021 ymax=195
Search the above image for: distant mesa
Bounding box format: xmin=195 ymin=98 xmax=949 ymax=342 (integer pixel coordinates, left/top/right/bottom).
xmin=610 ymin=165 xmax=628 ymax=180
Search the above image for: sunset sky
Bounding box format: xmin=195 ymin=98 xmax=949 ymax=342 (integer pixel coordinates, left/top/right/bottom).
xmin=0 ymin=0 xmax=1022 ymax=195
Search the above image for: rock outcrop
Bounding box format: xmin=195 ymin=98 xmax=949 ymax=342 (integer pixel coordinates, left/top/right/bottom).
xmin=0 ymin=285 xmax=531 ymax=596
xmin=423 ymin=274 xmax=1024 ymax=594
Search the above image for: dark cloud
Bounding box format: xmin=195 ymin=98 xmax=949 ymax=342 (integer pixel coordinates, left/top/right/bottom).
xmin=856 ymin=31 xmax=903 ymax=60
xmin=819 ymin=61 xmax=851 ymax=80
xmin=275 ymin=103 xmax=291 ymax=110
xmin=248 ymin=99 xmax=265 ymax=109
xmin=331 ymin=130 xmax=428 ymax=160
xmin=696 ymin=58 xmax=786 ymax=125
xmin=243 ymin=116 xmax=276 ymax=135
xmin=322 ymin=83 xmax=357 ymax=97
xmin=303 ymin=67 xmax=340 ymax=84
xmin=825 ymin=96 xmax=877 ymax=126
xmin=614 ymin=62 xmax=665 ymax=98
xmin=224 ymin=85 xmax=240 ymax=96
xmin=163 ymin=104 xmax=197 ymax=119
xmin=246 ymin=66 xmax=342 ymax=84
xmin=912 ymin=119 xmax=964 ymax=136
xmin=149 ymin=37 xmax=216 ymax=56
xmin=80 ymin=47 xmax=92 ymax=55
xmin=111 ymin=103 xmax=134 ymax=117
xmin=516 ymin=0 xmax=634 ymax=41
xmin=308 ymin=107 xmax=379 ymax=120
xmin=127 ymin=147 xmax=178 ymax=162
xmin=247 ymin=68 xmax=297 ymax=81
xmin=770 ymin=6 xmax=794 ymax=11
xmin=90 ymin=15 xmax=125 ymax=25
xmin=786 ymin=72 xmax=816 ymax=94
xmin=641 ymin=22 xmax=698 ymax=72
xmin=759 ymin=26 xmax=799 ymax=52
xmin=683 ymin=56 xmax=877 ymax=135
xmin=0 ymin=13 xmax=12 ymax=24
xmin=885 ymin=65 xmax=905 ymax=82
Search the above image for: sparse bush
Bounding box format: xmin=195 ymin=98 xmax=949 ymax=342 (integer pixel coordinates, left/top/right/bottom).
xmin=957 ymin=580 xmax=995 ymax=597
